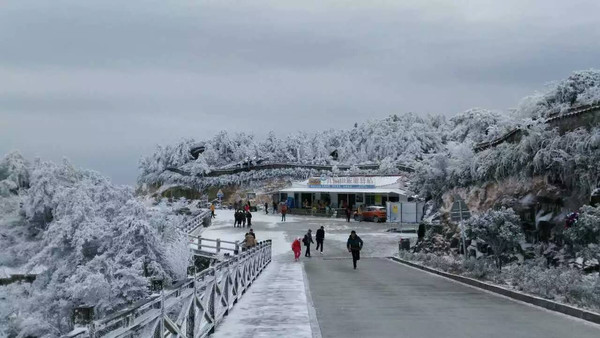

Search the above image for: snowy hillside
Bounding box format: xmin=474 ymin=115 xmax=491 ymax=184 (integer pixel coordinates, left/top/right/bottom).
xmin=0 ymin=153 xmax=191 ymax=337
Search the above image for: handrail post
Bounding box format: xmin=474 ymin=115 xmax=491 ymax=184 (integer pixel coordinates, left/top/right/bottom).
xmin=197 ymin=236 xmax=202 ymax=251
xmin=216 ymin=239 xmax=221 ymax=254
xmin=234 ymin=241 xmax=239 ymax=255
xmin=160 ymin=287 xmax=165 ymax=337
xmin=209 ymin=268 xmax=216 ymax=334
xmin=190 ymin=265 xmax=197 ymax=338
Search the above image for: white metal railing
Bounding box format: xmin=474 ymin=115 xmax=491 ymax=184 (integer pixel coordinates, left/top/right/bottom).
xmin=64 ymin=239 xmax=272 ymax=338
xmin=188 ymin=236 xmax=243 ymax=256
xmin=181 ymin=210 xmax=212 ymax=234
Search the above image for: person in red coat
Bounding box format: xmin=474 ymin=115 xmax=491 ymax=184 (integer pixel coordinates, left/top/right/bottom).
xmin=291 ymin=237 xmax=302 ymax=261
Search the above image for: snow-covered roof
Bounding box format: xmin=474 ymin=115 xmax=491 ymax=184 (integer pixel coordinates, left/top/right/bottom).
xmin=279 ymin=187 xmax=408 ymax=195
xmin=280 ymin=176 xmax=408 ymax=196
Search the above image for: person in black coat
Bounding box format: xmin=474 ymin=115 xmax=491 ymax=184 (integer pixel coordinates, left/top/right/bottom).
xmin=315 ymin=226 xmax=325 ymax=253
xmin=234 ymin=210 xmax=240 ymax=227
xmin=264 ymin=202 xmax=269 ymax=214
xmin=347 ymin=230 xmax=364 ymax=269
xmin=345 ymin=206 xmax=352 ymax=222
xmin=303 ymin=229 xmax=314 ymax=257
xmin=246 ymin=211 xmax=252 ymax=227
xmin=236 ymin=210 xmax=243 ymax=227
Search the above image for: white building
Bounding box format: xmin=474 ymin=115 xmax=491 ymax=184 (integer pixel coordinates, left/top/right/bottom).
xmin=276 ymin=175 xmax=410 ymax=209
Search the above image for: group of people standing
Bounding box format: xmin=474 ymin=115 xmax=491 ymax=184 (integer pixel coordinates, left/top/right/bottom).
xmin=234 ymin=209 xmax=252 ymax=227
xmin=291 ymin=228 xmax=363 ymax=269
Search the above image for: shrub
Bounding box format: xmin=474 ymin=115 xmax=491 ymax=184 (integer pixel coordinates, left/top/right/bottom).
xmin=465 ymin=207 xmax=524 ymax=268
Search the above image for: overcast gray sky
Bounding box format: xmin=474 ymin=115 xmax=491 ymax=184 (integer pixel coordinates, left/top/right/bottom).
xmin=1 ymin=0 xmax=599 ymax=184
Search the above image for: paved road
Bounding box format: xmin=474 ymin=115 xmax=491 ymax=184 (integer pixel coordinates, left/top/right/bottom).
xmin=205 ymin=211 xmax=600 ymax=338
xmin=304 ymin=256 xmax=600 ymax=338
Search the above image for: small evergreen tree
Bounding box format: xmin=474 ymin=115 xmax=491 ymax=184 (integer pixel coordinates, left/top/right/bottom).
xmin=564 ymin=205 xmax=600 ymax=268
xmin=465 ymin=207 xmax=524 ymax=269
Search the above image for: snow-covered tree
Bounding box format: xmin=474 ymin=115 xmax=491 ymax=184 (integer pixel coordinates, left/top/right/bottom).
xmin=564 ymin=205 xmax=600 ymax=267
xmin=516 ymin=69 xmax=600 ymax=119
xmin=0 ymin=151 xmax=29 ymax=195
xmin=465 ymin=208 xmax=524 ymax=269
xmin=0 ymin=153 xmax=191 ymax=337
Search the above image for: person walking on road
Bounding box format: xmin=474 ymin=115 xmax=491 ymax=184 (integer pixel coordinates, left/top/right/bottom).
xmin=345 ymin=205 xmax=352 ymax=222
xmin=264 ymin=202 xmax=269 ymax=214
xmin=273 ymin=201 xmax=278 ymax=214
xmin=281 ymin=204 xmax=287 ymax=222
xmin=210 ymin=203 xmax=216 ymax=218
xmin=292 ymin=237 xmax=302 ymax=261
xmin=303 ymin=229 xmax=314 ymax=257
xmin=315 ymin=226 xmax=325 ymax=254
xmin=347 ymin=230 xmax=363 ymax=270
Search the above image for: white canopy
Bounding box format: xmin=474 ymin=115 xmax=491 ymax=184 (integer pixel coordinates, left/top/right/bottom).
xmin=278 ymin=187 xmax=408 ymax=196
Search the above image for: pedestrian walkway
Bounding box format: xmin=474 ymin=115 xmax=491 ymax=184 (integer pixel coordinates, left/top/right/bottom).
xmin=203 ymin=210 xmax=315 ymax=338
xmin=211 ymin=260 xmax=312 ymax=338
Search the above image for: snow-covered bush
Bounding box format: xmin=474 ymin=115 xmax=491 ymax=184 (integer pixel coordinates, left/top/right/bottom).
xmin=0 ymin=151 xmax=29 ymax=196
xmin=465 ymin=208 xmax=524 ymax=268
xmin=564 ymin=205 xmax=600 ymax=247
xmin=508 ymin=259 xmax=582 ymax=299
xmin=462 ymin=257 xmax=498 ymax=279
xmin=564 ymin=205 xmax=600 ymax=267
xmin=507 ymin=258 xmax=600 ymax=310
xmin=398 ymin=251 xmax=600 ymax=311
xmin=0 ymin=153 xmax=191 ymax=337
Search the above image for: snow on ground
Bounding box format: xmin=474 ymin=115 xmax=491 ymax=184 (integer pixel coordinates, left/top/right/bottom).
xmin=199 ymin=210 xmax=410 ymax=337
xmin=211 ymin=260 xmax=312 ymax=338
xmin=205 ymin=210 xmax=313 ymax=337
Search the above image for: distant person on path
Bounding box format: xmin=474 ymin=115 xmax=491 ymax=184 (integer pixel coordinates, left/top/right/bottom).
xmin=303 ymin=229 xmax=314 ymax=257
xmin=345 ymin=206 xmax=352 ymax=222
xmin=273 ymin=201 xmax=278 ymax=214
xmin=246 ymin=211 xmax=252 ymax=226
xmin=315 ymin=226 xmax=325 ymax=254
xmin=281 ymin=204 xmax=287 ymax=222
xmin=347 ymin=230 xmax=364 ymax=270
xmin=210 ymin=203 xmax=216 ymax=218
xmin=291 ymin=237 xmax=302 ymax=261
xmin=264 ymin=202 xmax=269 ymax=214
xmin=234 ymin=210 xmax=240 ymax=227
xmin=242 ymin=211 xmax=247 ymax=227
